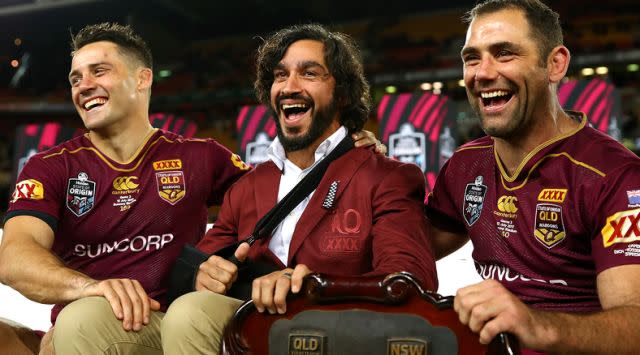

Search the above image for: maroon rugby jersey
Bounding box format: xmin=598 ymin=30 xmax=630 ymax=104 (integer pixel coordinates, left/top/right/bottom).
xmin=426 ymin=112 xmax=640 ymax=312
xmin=6 ymin=129 xmax=249 ymax=323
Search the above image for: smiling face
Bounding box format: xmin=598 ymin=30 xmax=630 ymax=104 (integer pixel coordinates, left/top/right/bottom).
xmin=461 ymin=8 xmax=551 ymax=140
xmin=69 ymin=41 xmax=147 ymax=131
xmin=269 ymin=39 xmax=340 ymax=152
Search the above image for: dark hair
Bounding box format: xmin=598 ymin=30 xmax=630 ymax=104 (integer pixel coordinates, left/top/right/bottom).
xmin=71 ymin=22 xmax=153 ymax=69
xmin=254 ymin=23 xmax=371 ymax=132
xmin=464 ymin=0 xmax=563 ymax=64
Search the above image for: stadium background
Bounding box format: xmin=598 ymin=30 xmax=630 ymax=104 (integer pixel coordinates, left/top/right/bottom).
xmin=0 ymin=0 xmax=638 ymax=331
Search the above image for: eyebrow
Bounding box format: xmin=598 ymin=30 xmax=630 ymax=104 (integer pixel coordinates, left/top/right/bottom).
xmin=273 ymin=60 xmax=327 ymax=71
xmin=461 ymin=41 xmax=524 ymax=57
xmin=68 ymin=61 xmax=111 ymax=80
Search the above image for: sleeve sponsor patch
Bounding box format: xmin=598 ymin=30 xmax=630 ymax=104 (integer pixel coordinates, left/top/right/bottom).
xmin=601 ymin=208 xmax=640 ymax=247
xmin=231 ymin=153 xmax=251 ymax=171
xmin=11 ymin=179 xmax=44 ymax=203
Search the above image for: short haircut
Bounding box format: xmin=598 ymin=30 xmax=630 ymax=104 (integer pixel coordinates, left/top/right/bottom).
xmin=254 ymin=23 xmax=371 ymax=132
xmin=70 ymin=22 xmax=153 ymax=69
xmin=464 ymin=0 xmax=563 ymax=64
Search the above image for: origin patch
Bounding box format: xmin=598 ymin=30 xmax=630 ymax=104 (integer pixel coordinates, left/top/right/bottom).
xmin=66 ymin=172 xmax=96 ymax=217
xmin=534 ymin=203 xmax=565 ymax=248
xmin=156 ymin=171 xmax=186 ymax=204
xmin=463 ymin=175 xmax=487 ymax=226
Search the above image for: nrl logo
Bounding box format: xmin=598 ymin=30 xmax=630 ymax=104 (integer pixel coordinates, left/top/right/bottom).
xmin=463 ymin=175 xmax=487 ymax=226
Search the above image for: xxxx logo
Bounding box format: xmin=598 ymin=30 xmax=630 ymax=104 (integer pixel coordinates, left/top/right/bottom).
xmin=538 ymin=188 xmax=567 ymax=203
xmin=11 ymin=179 xmax=44 ymax=203
xmin=601 ymin=209 xmax=640 ymax=247
xmin=497 ymin=196 xmax=518 ymax=213
xmin=153 ymin=159 xmax=182 ymax=171
xmin=112 ymin=176 xmax=139 ymax=191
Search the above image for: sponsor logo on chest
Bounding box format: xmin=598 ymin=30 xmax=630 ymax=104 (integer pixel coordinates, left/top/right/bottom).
xmin=463 ymin=175 xmax=487 ymax=226
xmin=66 ymin=172 xmax=96 ymax=217
xmin=111 ymin=176 xmax=140 ymax=212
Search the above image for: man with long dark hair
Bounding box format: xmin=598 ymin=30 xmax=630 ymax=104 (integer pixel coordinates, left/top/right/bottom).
xmin=164 ymin=23 xmax=438 ymax=353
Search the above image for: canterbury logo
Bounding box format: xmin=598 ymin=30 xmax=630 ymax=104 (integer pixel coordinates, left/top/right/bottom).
xmin=497 ymin=196 xmax=518 ymax=213
xmin=113 ymin=176 xmax=139 ymax=191
xmin=538 ymin=189 xmax=567 ymax=203
xmin=153 ymin=159 xmax=182 ymax=171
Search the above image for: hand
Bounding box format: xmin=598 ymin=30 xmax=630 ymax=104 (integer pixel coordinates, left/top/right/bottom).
xmin=39 ymin=327 xmax=55 ymax=355
xmin=352 ymin=130 xmax=387 ymax=155
xmin=454 ymin=279 xmax=542 ymax=347
xmin=81 ymin=278 xmax=160 ymax=332
xmin=195 ymin=242 xmax=250 ymax=294
xmin=252 ymin=264 xmax=312 ymax=314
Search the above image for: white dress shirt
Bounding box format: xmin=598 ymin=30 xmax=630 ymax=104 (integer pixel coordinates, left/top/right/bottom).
xmin=266 ymin=126 xmax=347 ymax=265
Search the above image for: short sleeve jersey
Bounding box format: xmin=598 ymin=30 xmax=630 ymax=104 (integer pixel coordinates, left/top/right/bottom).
xmin=426 ymin=112 xmax=640 ymax=312
xmin=6 ymin=129 xmax=249 ymax=322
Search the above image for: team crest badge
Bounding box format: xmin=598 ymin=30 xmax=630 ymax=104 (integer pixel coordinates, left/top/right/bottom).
xmin=463 ymin=175 xmax=487 ymax=226
xmin=388 ymin=123 xmax=427 ymax=172
xmin=66 ymin=172 xmax=96 ymax=217
xmin=156 ymin=171 xmax=186 ymax=204
xmin=534 ymin=203 xmax=566 ymax=248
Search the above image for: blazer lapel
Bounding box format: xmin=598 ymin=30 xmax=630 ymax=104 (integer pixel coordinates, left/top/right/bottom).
xmin=286 ymin=148 xmax=369 ymax=264
xmin=252 ymin=162 xmax=281 ymax=254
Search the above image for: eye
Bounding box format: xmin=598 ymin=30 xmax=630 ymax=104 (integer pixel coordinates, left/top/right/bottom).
xmin=94 ymin=67 xmax=108 ymax=76
xmin=273 ymin=70 xmax=288 ymax=81
xmin=462 ymin=54 xmax=480 ymax=66
xmin=302 ymin=70 xmax=319 ymax=78
xmin=496 ymin=49 xmax=515 ymax=60
xmin=69 ymin=76 xmax=81 ymax=87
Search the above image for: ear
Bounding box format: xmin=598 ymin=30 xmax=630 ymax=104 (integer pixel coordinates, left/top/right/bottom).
xmin=547 ymin=45 xmax=570 ymax=84
xmin=137 ymin=67 xmax=153 ymax=91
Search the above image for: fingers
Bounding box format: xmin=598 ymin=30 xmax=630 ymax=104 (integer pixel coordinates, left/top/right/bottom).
xmin=195 ymin=255 xmax=238 ymax=293
xmin=290 ymin=264 xmax=312 ymax=293
xmin=252 ymin=269 xmax=294 ymax=314
xmin=234 ymin=242 xmax=251 ymax=263
xmin=352 ymin=130 xmax=375 ymax=147
xmin=96 ymin=279 xmax=154 ymax=331
xmin=375 ymin=142 xmax=388 ymax=155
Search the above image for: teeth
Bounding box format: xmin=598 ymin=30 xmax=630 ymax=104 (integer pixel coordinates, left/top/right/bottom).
xmin=281 ymin=103 xmax=308 ymax=110
xmin=481 ymin=90 xmax=510 ymax=99
xmin=84 ymin=97 xmax=107 ymax=110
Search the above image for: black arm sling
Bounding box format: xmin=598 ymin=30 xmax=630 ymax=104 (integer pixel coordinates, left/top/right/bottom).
xmin=167 ymin=135 xmax=354 ymax=302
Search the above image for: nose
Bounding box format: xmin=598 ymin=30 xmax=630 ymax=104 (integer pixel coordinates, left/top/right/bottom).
xmin=281 ymin=74 xmax=302 ymax=96
xmin=474 ymin=56 xmax=499 ymax=82
xmin=74 ymin=76 xmax=96 ymax=96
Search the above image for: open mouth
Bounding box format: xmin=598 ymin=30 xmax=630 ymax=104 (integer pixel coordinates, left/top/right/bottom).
xmin=480 ymin=90 xmax=513 ymax=110
xmin=83 ymin=97 xmax=108 ymax=111
xmin=281 ymin=103 xmax=311 ymax=121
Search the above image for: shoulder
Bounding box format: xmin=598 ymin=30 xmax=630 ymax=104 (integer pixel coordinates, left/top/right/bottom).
xmin=569 ymin=126 xmax=640 ymax=176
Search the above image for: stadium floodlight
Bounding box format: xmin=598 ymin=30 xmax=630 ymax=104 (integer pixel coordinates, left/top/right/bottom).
xmin=420 ymin=82 xmax=432 ymax=91
xmin=628 ymin=64 xmax=639 ymax=72
xmin=581 ymin=68 xmax=594 ymax=76
xmin=433 ymin=81 xmax=443 ymax=90
xmin=159 ymin=69 xmax=172 ymax=78
xmin=595 ymin=66 xmax=608 ymax=75
xmin=385 ymin=86 xmax=397 ymax=94
xmin=458 ymin=79 xmax=465 ymax=87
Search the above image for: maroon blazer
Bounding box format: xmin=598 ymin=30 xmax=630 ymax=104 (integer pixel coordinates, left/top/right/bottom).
xmin=197 ymin=147 xmax=438 ymax=290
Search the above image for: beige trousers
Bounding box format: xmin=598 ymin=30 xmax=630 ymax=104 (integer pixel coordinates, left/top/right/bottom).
xmin=53 ymin=293 xmax=242 ymax=355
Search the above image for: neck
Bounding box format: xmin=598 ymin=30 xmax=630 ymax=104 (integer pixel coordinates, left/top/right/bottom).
xmin=494 ymin=107 xmax=578 ymax=176
xmin=88 ymin=118 xmax=155 ymax=163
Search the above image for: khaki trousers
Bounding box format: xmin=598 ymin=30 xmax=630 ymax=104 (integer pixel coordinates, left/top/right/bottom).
xmin=53 ymin=292 xmax=242 ymax=355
